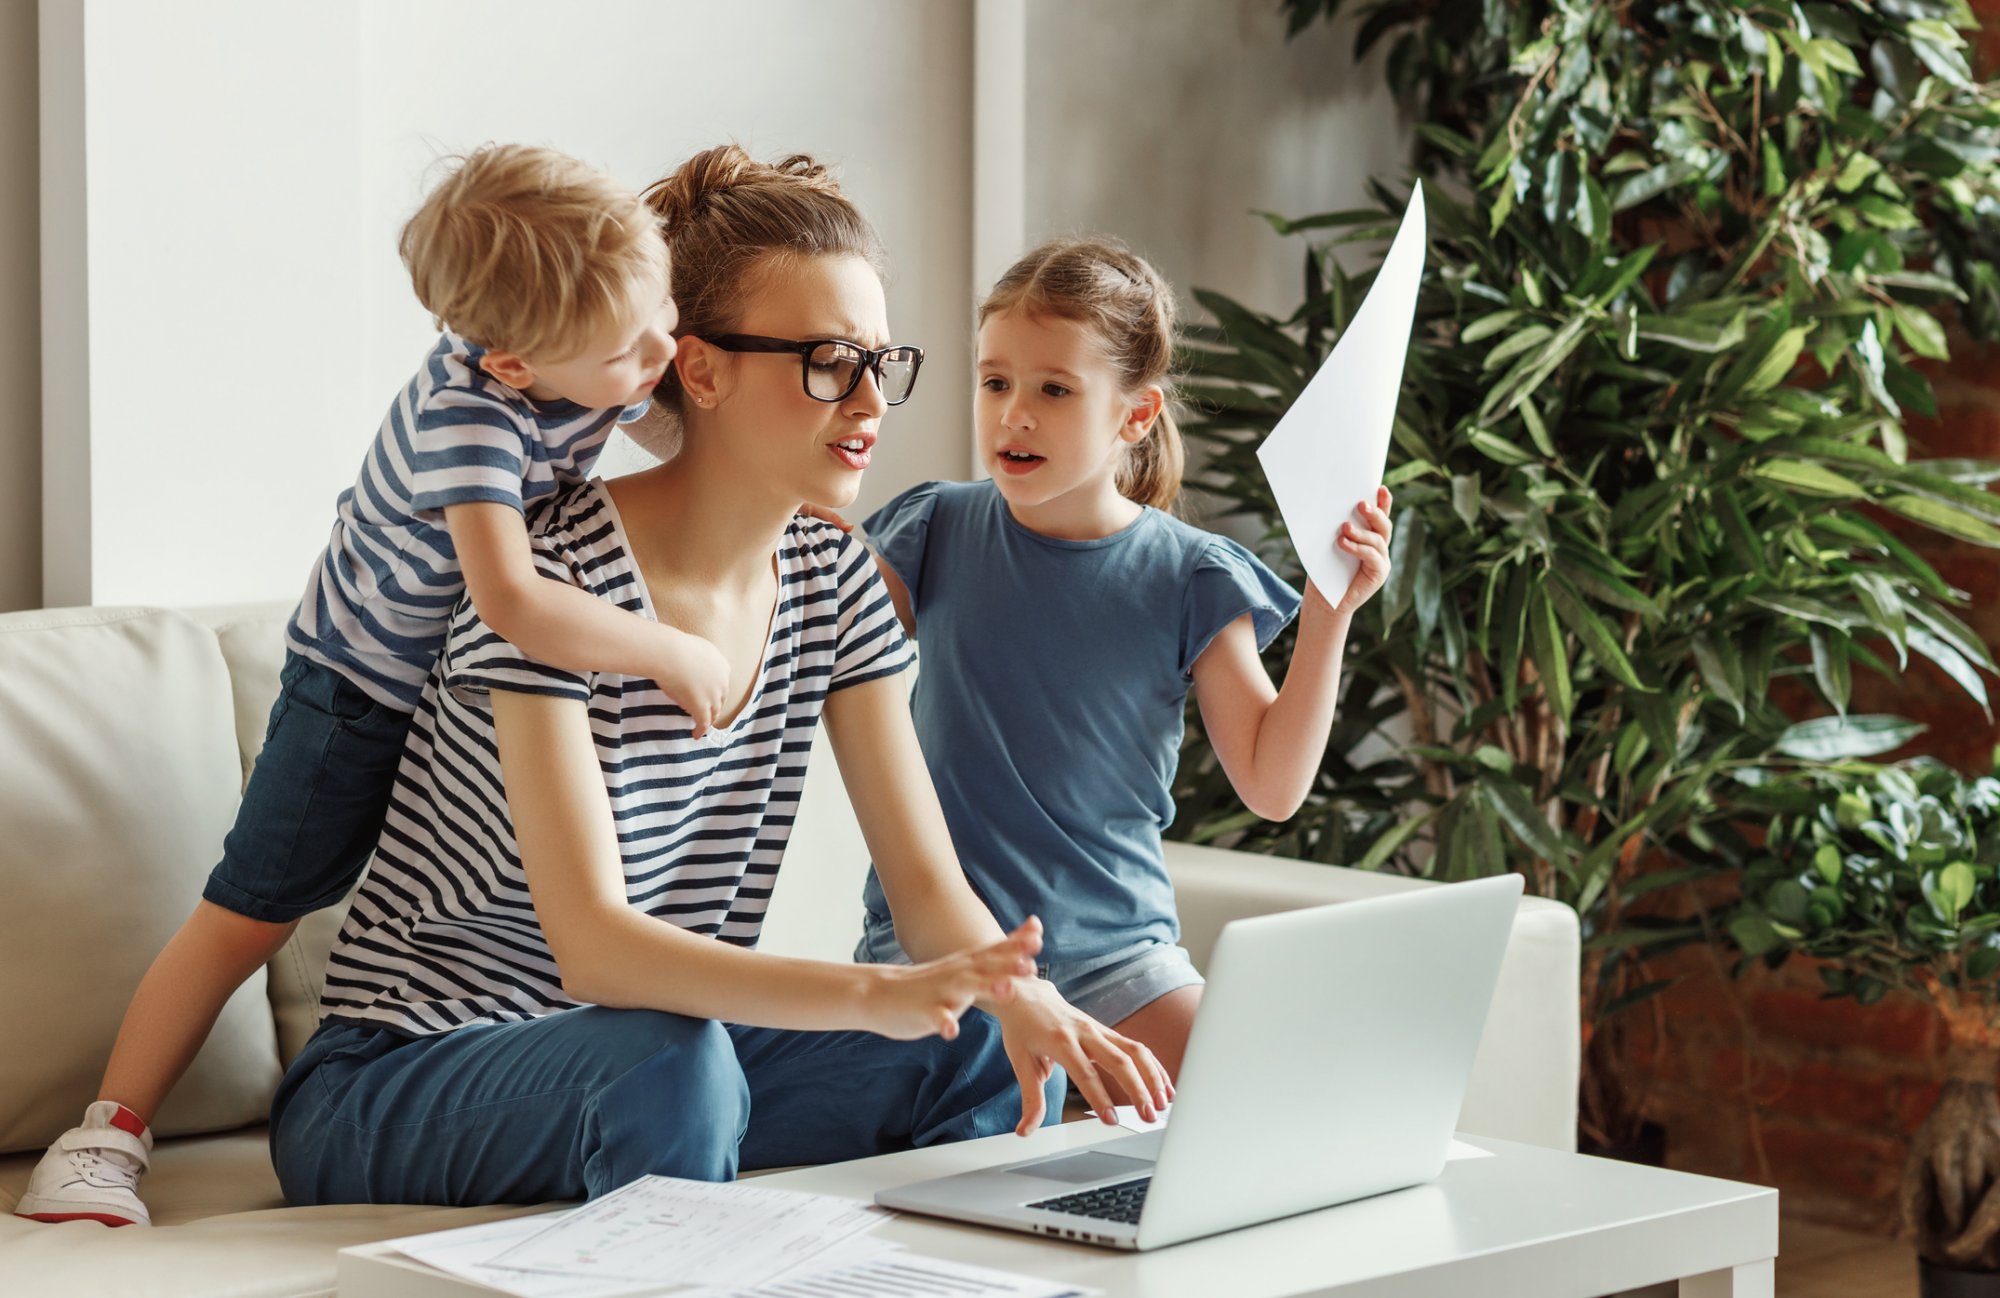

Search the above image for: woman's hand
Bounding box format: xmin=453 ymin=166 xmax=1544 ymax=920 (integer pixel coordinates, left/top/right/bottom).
xmin=991 ymin=972 xmax=1175 ymax=1136
xmin=797 ymin=503 xmax=854 ymax=532
xmin=859 ymin=919 xmax=1041 ymax=1041
xmin=1304 ymin=485 xmax=1394 ymax=620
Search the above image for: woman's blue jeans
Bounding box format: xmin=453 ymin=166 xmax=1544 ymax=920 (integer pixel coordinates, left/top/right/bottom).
xmin=271 ymin=1006 xmax=1057 ymax=1207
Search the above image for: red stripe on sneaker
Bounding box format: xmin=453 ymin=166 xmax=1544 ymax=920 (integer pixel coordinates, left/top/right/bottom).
xmin=107 ymin=1105 xmax=147 ymax=1139
xmin=14 ymin=1210 xmax=143 ymax=1227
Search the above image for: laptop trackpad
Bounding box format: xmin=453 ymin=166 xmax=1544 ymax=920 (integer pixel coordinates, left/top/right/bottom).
xmin=1007 ymin=1151 xmax=1155 ymax=1185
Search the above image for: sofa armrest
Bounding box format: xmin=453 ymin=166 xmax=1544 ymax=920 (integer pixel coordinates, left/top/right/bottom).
xmin=1164 ymin=841 xmax=1580 ymax=1151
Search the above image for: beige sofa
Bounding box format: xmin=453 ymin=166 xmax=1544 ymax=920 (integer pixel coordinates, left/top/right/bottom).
xmin=0 ymin=603 xmax=1582 ymax=1298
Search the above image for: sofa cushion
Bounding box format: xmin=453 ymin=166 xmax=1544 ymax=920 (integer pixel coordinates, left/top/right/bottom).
xmin=0 ymin=607 xmax=284 ymax=1152
xmin=0 ymin=1129 xmax=545 ymax=1298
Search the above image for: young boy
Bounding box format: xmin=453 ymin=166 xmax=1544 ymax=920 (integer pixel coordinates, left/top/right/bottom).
xmin=15 ymin=144 xmax=726 ymax=1226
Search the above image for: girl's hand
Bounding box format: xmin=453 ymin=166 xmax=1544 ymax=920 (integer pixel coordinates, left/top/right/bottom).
xmin=1306 ymin=485 xmax=1393 ymax=620
xmin=991 ymin=973 xmax=1175 ymax=1136
xmin=859 ymin=919 xmax=1041 ymax=1041
xmin=797 ymin=503 xmax=854 ymax=532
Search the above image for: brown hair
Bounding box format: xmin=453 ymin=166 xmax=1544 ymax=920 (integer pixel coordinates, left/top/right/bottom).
xmin=979 ymin=237 xmax=1185 ymax=512
xmin=642 ymin=144 xmax=883 ymax=425
xmin=400 ymin=144 xmax=667 ymax=362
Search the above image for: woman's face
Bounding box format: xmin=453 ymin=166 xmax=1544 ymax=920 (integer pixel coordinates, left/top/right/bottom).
xmin=693 ymin=254 xmax=894 ymax=511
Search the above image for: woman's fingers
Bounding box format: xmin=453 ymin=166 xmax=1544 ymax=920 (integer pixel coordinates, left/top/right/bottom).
xmin=1007 ymin=1042 xmax=1049 ymax=1136
xmin=1089 ymin=1031 xmax=1159 ymax=1120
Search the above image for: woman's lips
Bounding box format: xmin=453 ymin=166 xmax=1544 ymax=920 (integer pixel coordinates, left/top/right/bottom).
xmin=830 ymin=436 xmax=875 ymax=470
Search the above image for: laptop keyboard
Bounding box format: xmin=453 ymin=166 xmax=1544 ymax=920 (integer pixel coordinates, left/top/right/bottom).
xmin=1028 ymin=1176 xmax=1151 ymax=1224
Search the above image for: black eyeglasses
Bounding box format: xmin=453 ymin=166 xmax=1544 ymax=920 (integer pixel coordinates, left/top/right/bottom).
xmin=703 ymin=334 xmax=925 ymax=405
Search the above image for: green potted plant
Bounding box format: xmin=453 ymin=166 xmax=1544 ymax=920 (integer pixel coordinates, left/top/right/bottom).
xmin=1172 ymin=0 xmax=2000 ymax=1156
xmin=1731 ymin=756 xmax=2000 ymax=1293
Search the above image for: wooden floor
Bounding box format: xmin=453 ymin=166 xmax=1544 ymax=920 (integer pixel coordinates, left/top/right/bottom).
xmin=1775 ymin=1219 xmax=1916 ymax=1297
xmin=1613 ymin=1217 xmax=1914 ymax=1297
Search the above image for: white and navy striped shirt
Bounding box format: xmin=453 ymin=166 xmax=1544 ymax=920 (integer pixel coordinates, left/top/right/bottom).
xmin=317 ymin=481 xmax=914 ymax=1037
xmin=285 ymin=332 xmax=647 ymax=711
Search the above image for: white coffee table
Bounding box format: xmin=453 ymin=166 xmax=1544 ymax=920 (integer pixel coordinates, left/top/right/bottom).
xmin=338 ymin=1120 xmax=1778 ymax=1297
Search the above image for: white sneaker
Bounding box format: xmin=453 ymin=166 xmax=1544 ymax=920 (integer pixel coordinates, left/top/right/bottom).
xmin=13 ymin=1100 xmax=153 ymax=1226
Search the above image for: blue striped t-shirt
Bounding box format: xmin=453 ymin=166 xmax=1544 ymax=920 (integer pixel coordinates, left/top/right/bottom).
xmin=317 ymin=482 xmax=915 ymax=1037
xmin=285 ymin=332 xmax=647 ymax=711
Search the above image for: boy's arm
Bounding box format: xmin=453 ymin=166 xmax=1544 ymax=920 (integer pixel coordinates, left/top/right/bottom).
xmin=446 ymin=501 xmax=731 ymax=732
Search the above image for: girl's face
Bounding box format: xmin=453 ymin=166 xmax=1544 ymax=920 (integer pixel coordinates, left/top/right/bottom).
xmin=683 ymin=254 xmax=893 ymax=511
xmin=975 ymin=308 xmax=1157 ymax=518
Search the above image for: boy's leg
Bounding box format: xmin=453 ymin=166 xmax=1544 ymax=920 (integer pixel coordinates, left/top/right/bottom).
xmin=16 ymin=654 xmax=408 ymax=1226
xmin=1110 ymin=987 xmax=1203 ymax=1085
xmin=96 ymin=903 xmax=298 ymax=1122
xmin=730 ymin=1011 xmax=1061 ymax=1173
xmin=105 ymin=652 xmax=410 ymax=1120
xmin=272 ymin=1007 xmax=749 ymax=1207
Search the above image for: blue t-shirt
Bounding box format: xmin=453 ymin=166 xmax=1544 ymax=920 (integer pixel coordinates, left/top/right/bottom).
xmin=860 ymin=479 xmax=1301 ymax=959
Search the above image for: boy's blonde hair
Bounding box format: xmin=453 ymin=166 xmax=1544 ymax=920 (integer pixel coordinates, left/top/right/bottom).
xmin=979 ymin=237 xmax=1186 ymax=512
xmin=400 ymin=144 xmax=668 ymax=363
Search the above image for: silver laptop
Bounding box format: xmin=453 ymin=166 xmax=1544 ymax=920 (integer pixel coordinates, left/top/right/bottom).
xmin=876 ymin=872 xmax=1525 ymax=1250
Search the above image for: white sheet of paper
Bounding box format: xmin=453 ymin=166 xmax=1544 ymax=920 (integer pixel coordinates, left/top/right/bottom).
xmin=386 ymin=1214 xmax=681 ymax=1298
xmin=704 ymin=1247 xmax=1096 ymax=1298
xmin=1254 ymin=184 xmax=1428 ymax=606
xmin=1446 ymin=1139 xmax=1495 ymax=1161
xmin=1091 ymin=1103 xmax=1169 ymax=1133
xmin=485 ymin=1177 xmax=891 ymax=1291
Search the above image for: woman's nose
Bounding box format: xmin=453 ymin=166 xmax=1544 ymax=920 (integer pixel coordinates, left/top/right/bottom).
xmin=846 ymin=364 xmax=888 ymax=416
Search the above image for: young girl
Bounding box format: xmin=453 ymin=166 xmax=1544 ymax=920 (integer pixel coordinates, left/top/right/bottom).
xmin=855 ymin=237 xmax=1394 ymax=1083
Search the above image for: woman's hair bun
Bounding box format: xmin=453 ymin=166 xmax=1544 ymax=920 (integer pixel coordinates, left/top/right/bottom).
xmin=644 ymin=143 xmax=841 ymax=231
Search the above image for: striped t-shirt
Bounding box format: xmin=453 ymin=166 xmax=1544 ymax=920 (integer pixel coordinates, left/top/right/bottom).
xmin=317 ymin=480 xmax=914 ymax=1038
xmin=285 ymin=332 xmax=647 ymax=711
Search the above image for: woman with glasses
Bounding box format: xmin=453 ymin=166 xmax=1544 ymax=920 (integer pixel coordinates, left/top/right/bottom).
xmin=267 ymin=145 xmax=1170 ymax=1209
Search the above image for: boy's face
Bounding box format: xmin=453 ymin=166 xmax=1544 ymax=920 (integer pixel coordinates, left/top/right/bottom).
xmin=490 ymin=272 xmax=679 ymax=411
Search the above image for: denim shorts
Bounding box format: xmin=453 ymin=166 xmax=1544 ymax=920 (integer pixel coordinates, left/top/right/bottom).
xmin=854 ymin=911 xmax=1204 ymax=1028
xmin=201 ymin=652 xmax=413 ymax=923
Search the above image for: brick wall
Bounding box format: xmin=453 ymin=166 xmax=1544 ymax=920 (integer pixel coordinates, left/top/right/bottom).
xmin=1636 ymin=5 xmax=2000 ymax=1223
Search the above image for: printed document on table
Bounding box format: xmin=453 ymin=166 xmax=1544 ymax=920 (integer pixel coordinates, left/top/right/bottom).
xmin=703 ymin=1246 xmax=1097 ymax=1298
xmin=486 ymin=1176 xmax=892 ymax=1291
xmin=385 ymin=1214 xmax=680 ymax=1297
xmin=1255 ymin=183 xmax=1428 ymax=607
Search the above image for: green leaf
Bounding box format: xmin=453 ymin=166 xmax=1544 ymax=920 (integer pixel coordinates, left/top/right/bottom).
xmin=1692 ymin=631 xmax=1747 ymax=721
xmin=1482 ymin=324 xmax=1555 ymax=371
xmin=1483 ymin=778 xmax=1567 ymax=863
xmin=1451 ymin=474 xmax=1480 ymax=528
xmin=1891 ymin=304 xmax=1952 ymax=361
xmin=1881 ymin=494 xmax=2000 ymax=546
xmin=1528 ymin=583 xmax=1574 ymax=723
xmin=1461 ymin=310 xmax=1523 ymax=344
xmin=1811 ymin=629 xmax=1852 ymax=716
xmin=1469 ymin=428 xmax=1538 ymax=466
xmin=1814 ymin=843 xmax=1843 ymax=886
xmin=1909 ymin=628 xmax=1994 ymax=721
xmin=1547 ymin=576 xmax=1649 ymax=691
xmin=1351 ymin=812 xmax=1432 ymax=872
xmin=1730 ymin=913 xmax=1783 ymax=957
xmin=1751 ymin=460 xmax=1869 ymax=498
xmin=1852 ymin=572 xmax=1907 ymax=665
xmin=1740 ymin=326 xmax=1813 ymax=394
xmin=1939 ymin=861 xmax=1978 ymax=921
xmin=1773 ymin=715 xmax=1926 ymax=760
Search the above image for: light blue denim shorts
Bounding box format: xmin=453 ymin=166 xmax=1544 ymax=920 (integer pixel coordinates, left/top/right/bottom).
xmin=854 ymin=912 xmax=1204 ymax=1028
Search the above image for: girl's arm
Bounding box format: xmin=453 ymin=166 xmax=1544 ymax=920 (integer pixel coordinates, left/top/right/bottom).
xmin=448 ymin=502 xmax=732 ymax=733
xmin=1191 ymin=488 xmax=1394 ymax=822
xmin=822 ymin=675 xmax=1173 ymax=1128
xmin=489 ymin=687 xmax=1035 ymax=1040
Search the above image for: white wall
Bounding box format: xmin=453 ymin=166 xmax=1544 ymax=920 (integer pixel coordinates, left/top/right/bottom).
xmin=1024 ymin=0 xmax=1406 ymax=321
xmin=31 ymin=0 xmax=1402 ymax=610
xmin=0 ymin=1 xmax=39 ymax=613
xmin=41 ymin=0 xmax=975 ymax=608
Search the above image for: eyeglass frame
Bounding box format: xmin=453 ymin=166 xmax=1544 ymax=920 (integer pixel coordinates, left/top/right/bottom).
xmin=700 ymin=333 xmax=926 ymax=406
